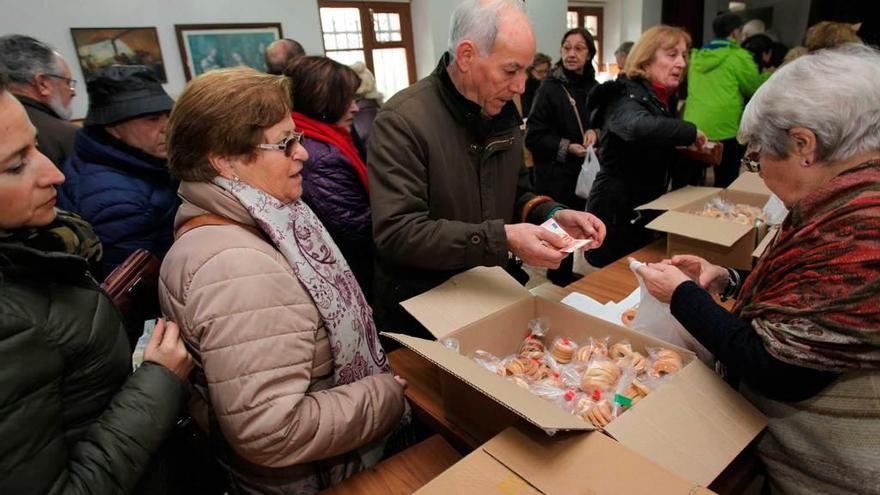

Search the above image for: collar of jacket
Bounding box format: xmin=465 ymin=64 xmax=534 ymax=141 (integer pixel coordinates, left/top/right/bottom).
xmin=433 ymin=52 xmax=522 ymax=140
xmin=75 ymin=125 xmax=172 ymax=178
xmin=14 ymin=94 xmax=64 ymax=120
xmin=547 ymin=63 xmax=597 ymax=88
xmin=0 ymin=241 xmax=97 ymax=289
xmin=621 ymin=75 xmax=675 ymax=115
xmin=703 ymin=38 xmax=738 ymax=50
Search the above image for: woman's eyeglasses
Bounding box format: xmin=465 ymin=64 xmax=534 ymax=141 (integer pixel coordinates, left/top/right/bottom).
xmin=257 ymin=131 xmax=304 ymax=157
xmin=741 ymin=149 xmax=761 ymax=173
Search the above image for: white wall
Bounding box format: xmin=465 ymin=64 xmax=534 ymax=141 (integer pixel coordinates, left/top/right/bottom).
xmin=0 ymin=0 xmax=669 ymax=118
xmin=412 ymin=0 xmax=466 ymax=78
xmin=641 ymin=0 xmax=662 ymax=31
xmin=0 ymin=0 xmax=324 ymax=119
xmin=570 ymin=0 xmax=652 ymax=67
xmin=526 ymin=0 xmax=568 ymax=61
xmin=413 ymin=0 xmax=569 ymax=79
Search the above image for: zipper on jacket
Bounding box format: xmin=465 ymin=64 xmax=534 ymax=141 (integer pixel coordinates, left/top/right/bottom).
xmin=485 ymin=136 xmax=515 ymax=154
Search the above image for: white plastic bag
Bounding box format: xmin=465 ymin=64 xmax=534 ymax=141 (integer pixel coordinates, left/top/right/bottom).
xmin=575 ymin=145 xmax=600 ymax=199
xmin=628 ymin=260 xmax=714 ymax=365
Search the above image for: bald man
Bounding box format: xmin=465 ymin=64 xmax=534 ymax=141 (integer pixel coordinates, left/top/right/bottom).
xmin=368 ymin=0 xmax=606 ymax=337
xmin=264 ymin=38 xmax=305 ymax=74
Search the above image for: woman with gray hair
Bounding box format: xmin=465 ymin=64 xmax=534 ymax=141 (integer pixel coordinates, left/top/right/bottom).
xmin=635 ymin=43 xmax=880 ymax=494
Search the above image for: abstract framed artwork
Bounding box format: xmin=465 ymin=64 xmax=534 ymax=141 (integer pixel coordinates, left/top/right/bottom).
xmin=70 ymin=27 xmax=167 ymax=82
xmin=174 ymin=23 xmax=283 ymax=80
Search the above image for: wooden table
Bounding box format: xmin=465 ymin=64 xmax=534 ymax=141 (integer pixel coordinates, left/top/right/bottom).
xmin=319 ymin=435 xmax=461 ymax=495
xmin=389 ymin=239 xmax=759 ymax=493
xmin=567 ymin=240 xmax=667 ymax=303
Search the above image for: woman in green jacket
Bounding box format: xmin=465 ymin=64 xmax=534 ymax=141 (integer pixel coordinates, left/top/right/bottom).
xmin=0 ymin=75 xmax=193 ymax=495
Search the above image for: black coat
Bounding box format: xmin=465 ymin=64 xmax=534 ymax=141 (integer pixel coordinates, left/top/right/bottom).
xmin=586 ymin=75 xmax=697 ymax=223
xmin=525 ymin=65 xmax=597 ymax=209
xmin=0 ymin=242 xmax=186 ymax=494
xmin=521 ymin=76 xmax=541 ymax=118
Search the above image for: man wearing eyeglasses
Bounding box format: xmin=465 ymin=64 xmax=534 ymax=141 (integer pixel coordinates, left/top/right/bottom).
xmin=0 ymin=35 xmax=78 ymax=167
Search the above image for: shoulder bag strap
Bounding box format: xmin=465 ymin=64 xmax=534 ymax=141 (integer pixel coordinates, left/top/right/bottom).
xmin=174 ymin=213 xmax=264 ymax=240
xmin=561 ymin=85 xmax=586 ymax=137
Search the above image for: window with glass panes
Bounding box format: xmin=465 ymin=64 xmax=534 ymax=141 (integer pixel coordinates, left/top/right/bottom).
xmin=567 ymin=6 xmax=604 ymax=70
xmin=318 ymin=1 xmax=416 ymax=100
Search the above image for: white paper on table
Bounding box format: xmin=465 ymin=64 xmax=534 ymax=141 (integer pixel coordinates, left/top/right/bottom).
xmin=628 ymin=260 xmax=714 ymax=364
xmin=561 ymin=261 xmax=714 ymax=365
xmin=561 ymin=288 xmax=640 ymax=326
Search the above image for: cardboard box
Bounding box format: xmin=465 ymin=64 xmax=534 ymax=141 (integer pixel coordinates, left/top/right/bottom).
xmin=636 ymin=181 xmax=772 ymax=270
xmin=387 ymin=267 xmax=766 ymax=488
xmin=727 ymin=172 xmax=771 ymax=196
xmin=416 ymin=426 xmax=715 ymax=495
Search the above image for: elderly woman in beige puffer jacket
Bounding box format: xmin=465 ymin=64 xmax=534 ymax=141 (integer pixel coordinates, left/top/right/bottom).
xmin=158 ymin=67 xmax=406 ymax=495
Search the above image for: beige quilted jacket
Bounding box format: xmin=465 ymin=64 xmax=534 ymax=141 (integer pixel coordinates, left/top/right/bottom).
xmin=159 ymin=181 xmax=404 ymax=473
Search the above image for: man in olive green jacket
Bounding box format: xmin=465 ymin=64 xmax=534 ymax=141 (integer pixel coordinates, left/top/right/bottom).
xmin=683 ymin=13 xmax=771 ymax=187
xmin=368 ymin=0 xmax=606 ymax=338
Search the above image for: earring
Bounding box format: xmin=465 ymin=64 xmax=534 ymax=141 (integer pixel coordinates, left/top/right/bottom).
xmin=232 ymin=174 xmax=240 ymax=182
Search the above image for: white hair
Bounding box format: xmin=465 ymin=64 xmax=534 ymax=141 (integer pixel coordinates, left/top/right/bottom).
xmin=738 ymin=43 xmax=880 ymax=162
xmin=447 ymin=0 xmax=527 ymax=61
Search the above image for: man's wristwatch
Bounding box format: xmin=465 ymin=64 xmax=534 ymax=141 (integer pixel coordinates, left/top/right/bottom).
xmin=719 ymin=267 xmax=741 ymax=302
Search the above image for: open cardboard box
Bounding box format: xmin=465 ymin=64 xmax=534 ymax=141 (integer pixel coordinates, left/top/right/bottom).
xmin=636 ymin=178 xmax=772 ymax=270
xmin=386 ymin=267 xmax=766 ymax=489
xmin=416 ymin=426 xmax=715 ymax=494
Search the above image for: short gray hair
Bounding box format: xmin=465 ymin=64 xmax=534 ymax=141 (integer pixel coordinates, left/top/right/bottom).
xmin=448 ymin=0 xmax=526 ymax=60
xmin=0 ymin=35 xmax=64 ymax=85
xmin=739 ymin=43 xmax=880 ymax=162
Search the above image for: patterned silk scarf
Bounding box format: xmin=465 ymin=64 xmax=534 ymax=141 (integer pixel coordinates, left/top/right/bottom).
xmin=733 ymin=160 xmax=880 ymax=371
xmin=214 ymin=177 xmax=389 ymax=384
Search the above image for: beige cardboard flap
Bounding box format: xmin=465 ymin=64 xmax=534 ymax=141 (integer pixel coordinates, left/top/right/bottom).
xmin=647 ymin=211 xmax=753 ymax=247
xmin=385 ymin=333 xmax=591 ymax=432
xmin=415 ymin=446 xmax=542 ymax=495
xmin=727 ymin=172 xmax=771 ymax=197
xmin=753 ymin=226 xmax=778 ymax=259
xmin=605 ymin=361 xmax=766 ymax=486
xmin=483 ymin=426 xmax=714 ymax=494
xmin=401 ymin=266 xmax=531 ymax=340
xmin=636 ymin=186 xmax=720 ymax=211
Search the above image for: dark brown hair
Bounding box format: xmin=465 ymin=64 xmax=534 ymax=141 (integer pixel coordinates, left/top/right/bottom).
xmin=0 ymin=71 xmax=8 ymax=92
xmin=561 ymin=27 xmax=597 ymax=62
xmin=167 ymin=67 xmax=291 ymax=182
xmin=285 ymin=56 xmax=360 ymax=124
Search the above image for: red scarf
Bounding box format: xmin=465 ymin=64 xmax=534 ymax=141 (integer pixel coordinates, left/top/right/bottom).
xmin=733 ymin=160 xmax=880 ymax=371
xmin=291 ymin=111 xmax=369 ymax=191
xmin=650 ymin=81 xmax=672 ymax=110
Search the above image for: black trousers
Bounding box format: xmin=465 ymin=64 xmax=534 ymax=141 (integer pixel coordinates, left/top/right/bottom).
xmin=714 ymin=138 xmax=746 ymax=188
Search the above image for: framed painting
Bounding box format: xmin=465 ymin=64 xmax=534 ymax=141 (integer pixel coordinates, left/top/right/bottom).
xmin=70 ymin=27 xmax=167 ymax=82
xmin=175 ymin=23 xmax=283 ymax=80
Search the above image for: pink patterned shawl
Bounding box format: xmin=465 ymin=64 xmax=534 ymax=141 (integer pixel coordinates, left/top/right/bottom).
xmin=214 ymin=176 xmax=389 ymax=385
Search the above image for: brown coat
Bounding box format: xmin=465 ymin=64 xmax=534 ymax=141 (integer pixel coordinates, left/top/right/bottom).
xmin=159 ymin=180 xmax=404 ymax=489
xmin=368 ymin=54 xmax=560 ymax=326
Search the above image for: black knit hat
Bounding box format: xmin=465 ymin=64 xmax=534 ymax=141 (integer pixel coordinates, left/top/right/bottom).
xmin=84 ymin=65 xmax=173 ymax=126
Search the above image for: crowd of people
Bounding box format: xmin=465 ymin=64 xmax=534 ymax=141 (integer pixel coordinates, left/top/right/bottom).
xmin=1 ymin=0 xmax=878 ymax=494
